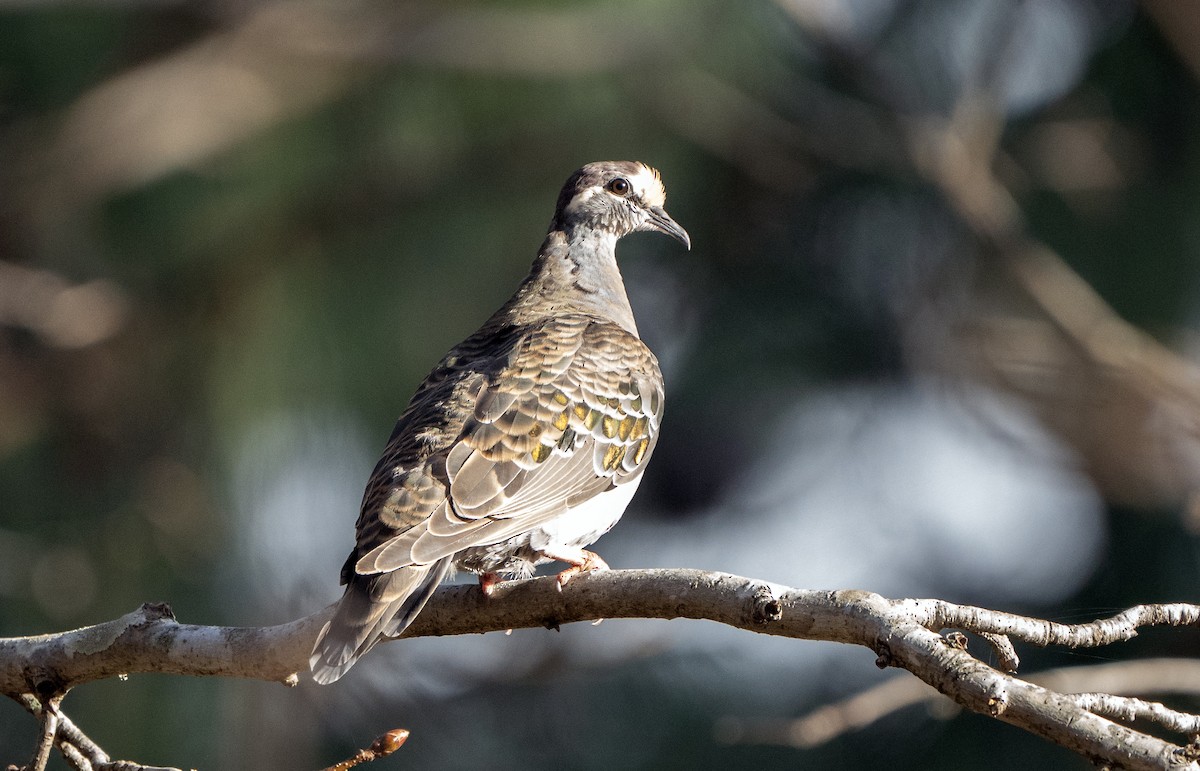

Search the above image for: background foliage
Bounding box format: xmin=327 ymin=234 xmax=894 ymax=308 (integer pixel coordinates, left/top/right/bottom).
xmin=3 ymin=1 xmax=1200 ymax=768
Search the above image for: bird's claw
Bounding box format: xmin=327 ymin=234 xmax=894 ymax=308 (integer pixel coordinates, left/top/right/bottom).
xmin=554 ymin=551 xmax=610 ymax=591
xmin=478 ymin=572 xmax=501 ymax=597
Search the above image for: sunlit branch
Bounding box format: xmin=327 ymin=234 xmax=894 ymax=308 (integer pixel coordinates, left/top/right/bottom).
xmin=3 ymin=569 xmax=1200 ymax=770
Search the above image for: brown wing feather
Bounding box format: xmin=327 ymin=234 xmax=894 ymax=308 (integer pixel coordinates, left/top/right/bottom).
xmin=349 ymin=314 xmax=662 ymax=577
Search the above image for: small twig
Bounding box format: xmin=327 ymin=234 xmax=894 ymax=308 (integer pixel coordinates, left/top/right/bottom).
xmin=728 ymin=658 xmax=1200 ymax=749
xmin=715 ymin=674 xmax=948 ymax=749
xmin=30 ymin=697 xmax=60 ymax=771
xmin=319 ymin=729 xmax=409 ymax=771
xmin=52 ymin=708 xmax=112 ymax=767
xmin=1072 ymin=693 xmax=1200 ymax=736
xmin=59 ymin=742 xmax=94 ymax=771
xmin=921 ymin=600 xmax=1200 ymax=650
xmin=978 ymin=631 xmax=1020 ymax=673
xmin=14 ymin=693 xmax=183 ymax=771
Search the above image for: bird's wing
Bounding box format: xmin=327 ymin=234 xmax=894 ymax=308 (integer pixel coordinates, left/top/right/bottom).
xmin=349 ymin=315 xmax=663 ymax=577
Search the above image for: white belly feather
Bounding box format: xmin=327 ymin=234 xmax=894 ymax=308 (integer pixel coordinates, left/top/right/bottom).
xmin=456 ymin=475 xmax=644 ymax=576
xmin=528 ymin=475 xmax=642 ymax=554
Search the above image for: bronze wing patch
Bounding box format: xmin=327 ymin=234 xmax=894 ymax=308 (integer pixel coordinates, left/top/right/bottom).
xmin=352 ymin=316 xmax=663 ymax=576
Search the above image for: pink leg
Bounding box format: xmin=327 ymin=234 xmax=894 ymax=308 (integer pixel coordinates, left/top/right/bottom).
xmin=478 ymin=572 xmax=501 ymax=597
xmin=540 ymin=547 xmax=610 ymax=590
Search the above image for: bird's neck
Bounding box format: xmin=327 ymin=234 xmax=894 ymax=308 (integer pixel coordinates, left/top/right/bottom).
xmin=507 ymin=228 xmax=639 ymax=336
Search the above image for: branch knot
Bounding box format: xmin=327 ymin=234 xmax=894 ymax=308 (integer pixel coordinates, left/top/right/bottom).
xmin=749 ymin=584 xmax=783 ymax=626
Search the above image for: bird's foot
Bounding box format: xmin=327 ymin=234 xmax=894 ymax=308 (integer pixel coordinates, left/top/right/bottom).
xmin=478 ymin=572 xmax=502 ymax=597
xmin=549 ymin=549 xmax=610 ymax=591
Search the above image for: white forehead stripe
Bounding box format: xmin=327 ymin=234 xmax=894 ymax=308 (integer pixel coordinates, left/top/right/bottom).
xmin=630 ymin=164 xmax=666 ymax=207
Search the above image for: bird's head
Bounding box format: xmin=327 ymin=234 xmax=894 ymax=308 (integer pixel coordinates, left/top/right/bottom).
xmin=552 ymin=161 xmax=690 ymax=250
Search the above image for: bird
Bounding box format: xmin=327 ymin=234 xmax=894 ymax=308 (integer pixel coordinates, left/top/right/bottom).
xmin=310 ymin=161 xmax=690 ymax=684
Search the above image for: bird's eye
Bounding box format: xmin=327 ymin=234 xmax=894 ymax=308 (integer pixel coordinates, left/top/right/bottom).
xmin=607 ymin=178 xmax=631 ymax=196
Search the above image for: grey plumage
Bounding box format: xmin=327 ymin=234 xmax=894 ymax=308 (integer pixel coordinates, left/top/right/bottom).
xmin=310 ymin=161 xmax=689 ymax=684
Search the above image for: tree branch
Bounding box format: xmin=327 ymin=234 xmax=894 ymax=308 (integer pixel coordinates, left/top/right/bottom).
xmin=721 ymin=658 xmax=1200 ymax=752
xmin=3 ymin=569 xmax=1200 ymax=770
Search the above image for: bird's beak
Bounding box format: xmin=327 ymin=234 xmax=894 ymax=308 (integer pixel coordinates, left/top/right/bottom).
xmin=645 ymin=206 xmax=691 ymax=251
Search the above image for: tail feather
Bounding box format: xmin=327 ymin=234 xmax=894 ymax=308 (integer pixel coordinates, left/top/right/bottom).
xmin=310 ymin=558 xmax=452 ymax=684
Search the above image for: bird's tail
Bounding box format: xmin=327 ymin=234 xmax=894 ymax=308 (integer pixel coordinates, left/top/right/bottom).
xmin=309 ymin=557 xmax=453 ymax=684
